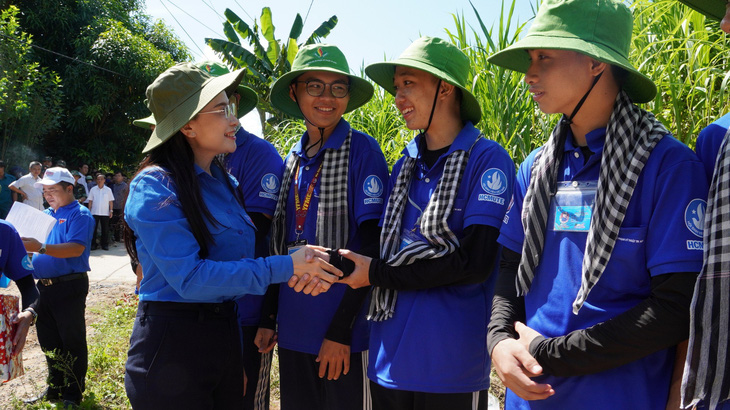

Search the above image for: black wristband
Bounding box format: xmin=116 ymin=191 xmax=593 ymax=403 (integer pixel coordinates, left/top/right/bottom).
xmin=327 ymin=249 xmax=355 ymax=278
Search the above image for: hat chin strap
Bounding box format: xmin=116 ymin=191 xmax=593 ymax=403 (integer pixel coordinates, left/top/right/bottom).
xmin=293 ymin=93 xmax=326 ymax=158
xmin=420 ymin=79 xmax=442 ymax=137
xmin=562 ymin=71 xmax=604 ymax=126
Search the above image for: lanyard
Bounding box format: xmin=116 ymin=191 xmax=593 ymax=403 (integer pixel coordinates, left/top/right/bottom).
xmin=293 ymin=161 xmax=324 ymax=239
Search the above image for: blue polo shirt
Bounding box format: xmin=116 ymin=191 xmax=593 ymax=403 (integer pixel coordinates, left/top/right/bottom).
xmin=499 ymin=128 xmax=707 ymax=410
xmin=693 ymin=113 xmax=730 ymax=410
xmin=0 ymin=220 xmax=34 ymax=282
xmin=277 ymin=119 xmax=389 ymax=355
xmin=226 ymin=128 xmax=284 ymax=326
xmin=695 ymin=112 xmax=730 ymax=181
xmin=125 ymin=164 xmax=292 ymax=303
xmin=369 ymin=122 xmax=514 ymax=394
xmin=32 ymin=200 xmax=94 ymax=279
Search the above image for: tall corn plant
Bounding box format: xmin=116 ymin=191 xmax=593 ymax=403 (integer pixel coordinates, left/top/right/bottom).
xmin=345 ymin=76 xmax=409 ymax=169
xmin=446 ymin=0 xmax=550 ymax=167
xmin=631 ymin=0 xmax=730 ymax=147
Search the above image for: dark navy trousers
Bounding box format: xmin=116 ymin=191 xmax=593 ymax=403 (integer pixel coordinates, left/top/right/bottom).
xmin=125 ymin=301 xmax=244 ymax=409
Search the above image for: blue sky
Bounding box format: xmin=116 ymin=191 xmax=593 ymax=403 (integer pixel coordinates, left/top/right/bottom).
xmin=144 ymin=0 xmax=538 ymax=133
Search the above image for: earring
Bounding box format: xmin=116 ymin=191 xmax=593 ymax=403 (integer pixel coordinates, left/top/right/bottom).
xmin=190 ymin=132 xmax=197 ymax=137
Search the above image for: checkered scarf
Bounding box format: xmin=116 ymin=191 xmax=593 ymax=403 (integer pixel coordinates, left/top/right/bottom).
xmin=682 ymin=129 xmax=730 ymax=409
xmin=368 ymin=137 xmax=478 ymax=321
xmin=517 ymin=90 xmax=665 ymax=314
xmin=270 ymin=129 xmax=352 ymax=255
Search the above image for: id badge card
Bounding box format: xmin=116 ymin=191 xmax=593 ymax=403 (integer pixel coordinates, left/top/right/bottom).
xmin=287 ymin=239 xmax=308 ymax=255
xmin=550 ymin=181 xmax=597 ymax=232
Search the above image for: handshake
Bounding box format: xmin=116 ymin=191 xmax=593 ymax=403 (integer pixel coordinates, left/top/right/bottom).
xmin=288 ymin=246 xmax=372 ymax=296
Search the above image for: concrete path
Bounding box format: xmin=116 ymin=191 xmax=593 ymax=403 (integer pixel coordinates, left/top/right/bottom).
xmin=87 ymin=241 xmax=137 ymax=286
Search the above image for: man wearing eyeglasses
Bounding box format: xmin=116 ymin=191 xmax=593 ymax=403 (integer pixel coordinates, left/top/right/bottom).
xmin=264 ymin=44 xmax=388 ymax=410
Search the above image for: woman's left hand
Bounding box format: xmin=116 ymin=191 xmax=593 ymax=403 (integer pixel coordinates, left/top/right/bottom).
xmin=338 ymin=249 xmax=372 ymax=289
xmin=11 ymin=310 xmax=34 ymax=356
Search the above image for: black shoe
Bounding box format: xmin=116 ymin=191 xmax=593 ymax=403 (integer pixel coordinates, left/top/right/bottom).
xmin=91 ymin=245 xmax=99 ymax=250
xmin=23 ymin=388 xmax=60 ymax=404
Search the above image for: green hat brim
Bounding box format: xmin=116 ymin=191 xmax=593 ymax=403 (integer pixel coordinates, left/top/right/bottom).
xmin=236 ymin=84 xmax=258 ymax=117
xmin=133 ymin=114 xmax=155 ymax=129
xmin=134 ymin=85 xmax=256 ymax=131
xmin=270 ymin=67 xmax=374 ymax=119
xmin=143 ymin=69 xmax=246 ymax=153
xmin=488 ymin=35 xmax=657 ymax=104
xmin=365 ymin=59 xmax=482 ymax=124
xmin=679 ymin=0 xmax=725 ymax=20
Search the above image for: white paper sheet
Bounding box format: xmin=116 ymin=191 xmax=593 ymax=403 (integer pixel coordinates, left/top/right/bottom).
xmin=5 ymin=202 xmax=56 ymax=242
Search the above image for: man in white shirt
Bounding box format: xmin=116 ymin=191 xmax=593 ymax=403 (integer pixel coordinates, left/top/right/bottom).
xmin=87 ymin=173 xmax=114 ymax=250
xmin=9 ymin=161 xmax=44 ymax=210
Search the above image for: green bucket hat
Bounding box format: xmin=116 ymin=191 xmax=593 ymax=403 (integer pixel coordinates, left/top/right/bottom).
xmin=132 ymin=113 xmax=155 ymax=129
xmin=678 ymin=0 xmax=725 ymax=20
xmin=142 ymin=62 xmax=245 ymax=153
xmin=488 ymin=0 xmax=657 ymax=104
xmin=270 ymin=44 xmax=374 ymax=119
xmin=365 ymin=36 xmax=482 ymax=124
xmin=196 ymin=60 xmax=258 ymax=117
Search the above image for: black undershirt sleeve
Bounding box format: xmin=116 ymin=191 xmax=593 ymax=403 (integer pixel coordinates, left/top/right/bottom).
xmin=487 ymin=247 xmax=525 ymax=355
xmin=15 ymin=274 xmax=39 ymax=311
xmin=487 ymin=247 xmax=696 ymax=375
xmin=368 ymin=224 xmax=500 ymax=291
xmin=325 ymin=219 xmax=380 ymax=345
xmin=249 ymin=212 xmax=272 ymax=250
xmin=528 ymin=271 xmax=697 ymax=376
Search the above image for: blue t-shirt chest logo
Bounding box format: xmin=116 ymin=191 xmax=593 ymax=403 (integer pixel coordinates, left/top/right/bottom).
xmin=261 ymin=173 xmax=280 ymax=194
xmin=684 ymin=198 xmax=706 ymax=238
xmin=363 ymin=175 xmax=383 ymax=198
xmin=481 ymin=168 xmax=507 ymax=195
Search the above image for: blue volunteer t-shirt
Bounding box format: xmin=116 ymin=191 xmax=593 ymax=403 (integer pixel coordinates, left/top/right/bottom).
xmin=125 ymin=164 xmax=292 ymax=303
xmin=226 ymin=128 xmax=284 ymax=326
xmin=369 ymin=122 xmax=514 ymax=394
xmin=693 ymin=113 xmax=730 ymax=410
xmin=499 ymin=128 xmax=707 ymax=410
xmin=277 ymin=119 xmax=389 ymax=355
xmin=32 ymin=200 xmax=94 ymax=279
xmin=0 ymin=220 xmax=34 ymax=281
xmin=695 ymin=112 xmax=730 ymax=182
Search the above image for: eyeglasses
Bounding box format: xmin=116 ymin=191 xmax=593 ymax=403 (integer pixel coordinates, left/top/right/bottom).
xmin=198 ymin=100 xmax=238 ymax=118
xmin=295 ymin=80 xmax=350 ymax=98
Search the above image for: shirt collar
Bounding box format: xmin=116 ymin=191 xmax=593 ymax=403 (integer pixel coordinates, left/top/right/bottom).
xmin=565 ymin=127 xmax=606 ymax=154
xmin=235 ymin=127 xmax=254 ymax=147
xmin=292 ymin=118 xmax=350 ymax=157
xmin=403 ymin=121 xmax=480 ymax=159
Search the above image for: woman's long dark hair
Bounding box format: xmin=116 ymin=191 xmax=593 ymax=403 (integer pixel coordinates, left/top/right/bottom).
xmin=123 ymin=131 xmax=234 ymax=263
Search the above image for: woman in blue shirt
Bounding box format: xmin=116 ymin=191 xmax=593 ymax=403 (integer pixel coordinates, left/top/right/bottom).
xmin=123 ymin=62 xmax=341 ymax=409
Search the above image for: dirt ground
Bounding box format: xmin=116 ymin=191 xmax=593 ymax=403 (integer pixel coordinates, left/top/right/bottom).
xmin=0 ymin=281 xmax=132 ymax=406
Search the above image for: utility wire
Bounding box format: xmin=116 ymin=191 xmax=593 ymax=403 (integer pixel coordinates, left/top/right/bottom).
xmin=0 ymin=32 xmax=130 ymax=78
xmin=158 ymin=0 xmax=205 ymax=59
xmin=303 ymin=0 xmax=315 ymax=25
xmin=200 ymin=0 xmax=224 ymax=20
xmin=231 ymin=0 xmax=254 ymax=21
xmin=165 ymin=0 xmax=222 ymax=36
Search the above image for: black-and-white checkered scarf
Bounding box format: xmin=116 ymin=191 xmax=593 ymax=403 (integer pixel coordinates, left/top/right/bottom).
xmin=368 ymin=136 xmax=478 ymax=321
xmin=517 ymin=90 xmax=665 ymax=313
xmin=682 ymin=129 xmax=730 ymax=409
xmin=270 ymin=129 xmax=352 ymax=255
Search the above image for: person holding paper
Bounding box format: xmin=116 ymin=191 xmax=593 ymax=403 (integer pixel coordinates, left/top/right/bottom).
xmin=21 ymin=166 xmax=94 ymax=407
xmin=0 ymin=220 xmax=39 ymax=358
xmin=9 ymin=161 xmax=44 ymax=211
